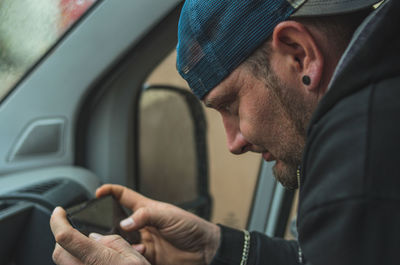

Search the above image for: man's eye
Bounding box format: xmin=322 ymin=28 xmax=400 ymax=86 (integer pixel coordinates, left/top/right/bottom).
xmin=217 ymin=103 xmax=231 ymax=112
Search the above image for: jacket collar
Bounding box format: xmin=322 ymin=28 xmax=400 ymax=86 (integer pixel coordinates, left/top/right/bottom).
xmin=308 ymin=0 xmax=399 ymax=130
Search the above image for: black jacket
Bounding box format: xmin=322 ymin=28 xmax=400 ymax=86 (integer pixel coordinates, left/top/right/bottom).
xmin=210 ymin=0 xmax=400 ymax=264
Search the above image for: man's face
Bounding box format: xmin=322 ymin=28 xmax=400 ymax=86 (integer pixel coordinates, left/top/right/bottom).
xmin=203 ymin=63 xmax=314 ymax=189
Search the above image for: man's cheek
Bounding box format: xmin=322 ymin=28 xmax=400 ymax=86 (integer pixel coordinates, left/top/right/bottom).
xmin=241 ymin=124 xmax=262 ymax=147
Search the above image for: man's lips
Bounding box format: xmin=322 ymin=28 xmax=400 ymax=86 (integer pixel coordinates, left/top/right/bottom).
xmin=262 ymin=151 xmax=276 ymax=162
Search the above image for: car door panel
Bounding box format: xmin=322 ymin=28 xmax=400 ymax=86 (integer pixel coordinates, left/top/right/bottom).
xmin=0 ymin=166 xmax=100 ymax=265
xmin=0 ymin=0 xmax=181 ymax=178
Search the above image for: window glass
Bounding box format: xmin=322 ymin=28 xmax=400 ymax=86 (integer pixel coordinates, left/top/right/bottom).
xmin=0 ymin=0 xmax=97 ymax=101
xmin=284 ymin=191 xmax=299 ymax=240
xmin=374 ymin=1 xmax=383 ymax=8
xmin=145 ymin=51 xmax=261 ymax=229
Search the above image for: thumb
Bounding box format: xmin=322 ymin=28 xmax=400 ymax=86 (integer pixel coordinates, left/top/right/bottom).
xmin=120 ymin=206 xmax=171 ymax=231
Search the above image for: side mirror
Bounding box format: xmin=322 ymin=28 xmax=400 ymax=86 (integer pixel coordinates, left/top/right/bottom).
xmin=137 ymin=85 xmax=211 ymax=219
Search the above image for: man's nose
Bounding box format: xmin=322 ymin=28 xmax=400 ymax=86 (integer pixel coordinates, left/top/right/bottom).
xmin=227 ymin=131 xmax=251 ymax=155
xmin=221 ymin=114 xmax=251 ymax=154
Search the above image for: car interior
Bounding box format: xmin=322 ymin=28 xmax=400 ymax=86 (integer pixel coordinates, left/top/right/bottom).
xmin=0 ymin=1 xmax=296 ymax=264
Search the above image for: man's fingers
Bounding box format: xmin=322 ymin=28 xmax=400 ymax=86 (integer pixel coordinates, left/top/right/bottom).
xmin=132 ymin=244 xmax=146 ymax=255
xmin=90 ymin=233 xmax=141 ymax=256
xmin=90 ymin=233 xmax=133 ymax=253
xmin=50 ymin=207 xmax=112 ymax=264
xmin=96 ymin=185 xmax=176 ymax=231
xmin=50 ymin=207 xmax=150 ymax=265
xmin=52 ymin=244 xmax=84 ymax=265
xmin=121 ymin=206 xmax=170 ymax=231
xmin=91 ymin=234 xmax=150 ymax=264
xmin=96 ymin=184 xmax=150 ymax=210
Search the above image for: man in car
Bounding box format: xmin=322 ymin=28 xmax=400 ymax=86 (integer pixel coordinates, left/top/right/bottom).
xmin=50 ymin=0 xmax=400 ymax=264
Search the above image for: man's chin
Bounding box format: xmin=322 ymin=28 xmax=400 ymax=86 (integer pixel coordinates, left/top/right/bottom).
xmin=272 ymin=160 xmax=299 ymax=190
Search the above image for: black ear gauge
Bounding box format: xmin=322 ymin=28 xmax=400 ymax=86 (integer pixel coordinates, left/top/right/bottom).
xmin=302 ymin=75 xmax=311 ymax=86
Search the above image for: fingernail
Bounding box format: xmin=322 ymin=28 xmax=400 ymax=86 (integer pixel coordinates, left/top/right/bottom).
xmin=134 ymin=244 xmax=145 ymax=254
xmin=52 ymin=206 xmax=61 ymax=215
xmin=89 ymin=233 xmax=104 ymax=241
xmin=120 ymin=217 xmax=135 ymax=229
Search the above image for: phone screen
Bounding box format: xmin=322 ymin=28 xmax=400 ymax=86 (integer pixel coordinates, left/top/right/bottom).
xmin=66 ymin=195 xmax=140 ymax=244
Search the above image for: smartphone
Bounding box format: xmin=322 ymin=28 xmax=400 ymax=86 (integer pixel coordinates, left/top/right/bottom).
xmin=66 ymin=195 xmax=141 ymax=244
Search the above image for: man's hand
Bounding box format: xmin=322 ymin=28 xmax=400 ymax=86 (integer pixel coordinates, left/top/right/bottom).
xmin=95 ymin=184 xmax=221 ymax=265
xmin=50 ymin=184 xmax=221 ymax=265
xmin=50 ymin=207 xmax=150 ymax=265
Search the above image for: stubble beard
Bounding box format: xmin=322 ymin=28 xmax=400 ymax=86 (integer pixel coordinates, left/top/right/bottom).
xmin=245 ymin=45 xmax=315 ymax=190
xmin=265 ymin=71 xmax=314 ymax=190
xmin=272 ymin=161 xmax=299 ymax=190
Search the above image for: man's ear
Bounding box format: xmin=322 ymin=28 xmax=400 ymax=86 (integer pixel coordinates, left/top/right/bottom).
xmin=271 ymin=21 xmax=324 ymax=92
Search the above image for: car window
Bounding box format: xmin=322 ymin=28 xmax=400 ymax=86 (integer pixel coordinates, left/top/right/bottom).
xmin=0 ymin=0 xmax=98 ymax=102
xmin=284 ymin=191 xmax=299 ymax=240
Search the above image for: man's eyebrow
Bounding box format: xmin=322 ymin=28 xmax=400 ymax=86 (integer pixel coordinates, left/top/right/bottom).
xmin=204 ymin=93 xmax=227 ymax=108
xmin=204 ymin=83 xmax=234 ymax=108
xmin=204 ymin=98 xmax=217 ymax=108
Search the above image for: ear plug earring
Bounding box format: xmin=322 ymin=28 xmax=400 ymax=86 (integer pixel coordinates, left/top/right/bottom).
xmin=302 ymin=75 xmax=311 ymax=86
